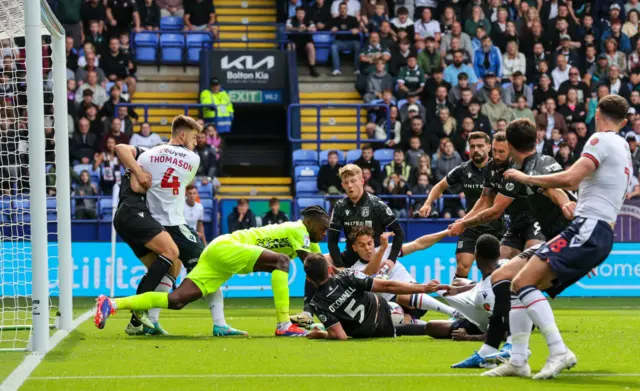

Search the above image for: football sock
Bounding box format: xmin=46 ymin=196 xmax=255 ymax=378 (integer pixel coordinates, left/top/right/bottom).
xmin=139 ymin=255 xmax=173 ymax=293
xmin=478 ymin=344 xmax=499 ymax=358
xmin=395 ymin=323 xmax=427 ymax=336
xmin=519 ymin=285 xmax=567 ymax=356
xmin=206 ymin=289 xmax=226 ymax=327
xmin=129 ymin=275 xmax=148 ymax=327
xmin=271 ymin=270 xmax=290 ymax=324
xmin=509 ymin=296 xmax=533 ymax=367
xmin=115 ymin=292 xmax=168 ymax=311
xmin=148 ymin=274 xmax=175 ymax=324
xmin=409 ymin=294 xmax=456 ymax=316
xmin=303 ymin=279 xmax=316 ymax=315
xmin=485 ymin=279 xmax=511 ymax=349
xmin=454 ymin=273 xmax=468 ymax=280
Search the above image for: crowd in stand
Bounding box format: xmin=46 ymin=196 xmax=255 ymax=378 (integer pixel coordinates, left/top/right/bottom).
xmin=284 ymin=0 xmax=640 ymax=214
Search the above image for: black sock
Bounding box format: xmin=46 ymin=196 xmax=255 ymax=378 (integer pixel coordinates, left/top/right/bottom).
xmin=485 ymin=279 xmax=512 ymax=349
xmin=303 ymin=279 xmax=317 ymax=315
xmin=129 ymin=255 xmax=173 ymax=327
xmin=454 ymin=273 xmax=468 ymax=280
xmin=395 ymin=323 xmax=427 ymax=336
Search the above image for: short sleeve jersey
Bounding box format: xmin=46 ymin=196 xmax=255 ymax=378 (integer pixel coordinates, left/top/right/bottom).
xmin=184 ymin=202 xmax=204 ymax=232
xmin=577 ymin=132 xmax=633 ymax=222
xmin=497 ymin=153 xmax=572 ymax=239
xmin=137 ymin=144 xmax=200 ymax=226
xmin=483 ymin=159 xmax=537 ymax=230
xmin=229 ymin=220 xmax=321 ymax=260
xmin=310 ymin=269 xmax=384 ymax=338
xmin=397 ymin=65 xmax=426 ymax=92
xmin=117 ymin=146 xmax=148 ymax=208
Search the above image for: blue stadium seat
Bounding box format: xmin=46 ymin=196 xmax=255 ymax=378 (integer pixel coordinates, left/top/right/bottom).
xmin=160 ymin=33 xmax=185 ymax=64
xmin=374 ymin=148 xmax=394 ymax=166
xmin=296 ymin=197 xmax=324 ymax=215
xmin=46 ymin=198 xmax=57 ymax=221
xmin=294 ymin=165 xmax=319 ymax=182
xmin=197 ymin=182 xmax=213 ymax=198
xmin=134 ymin=32 xmax=158 ymax=64
xmin=0 ymin=196 xmax=13 ymax=223
xmin=200 ymin=198 xmax=213 ymax=222
xmin=312 ymin=33 xmax=334 ymax=64
xmin=292 ymin=149 xmax=318 ymax=166
xmin=346 ymin=149 xmax=361 ymax=163
xmin=319 ymin=149 xmax=345 ymax=165
xmin=296 ymin=181 xmax=318 ymax=196
xmin=160 ymin=16 xmax=184 ymax=31
xmin=99 ymin=198 xmax=113 ymax=222
xmin=73 ymin=164 xmax=93 ymax=176
xmin=186 ymin=33 xmax=212 ymax=64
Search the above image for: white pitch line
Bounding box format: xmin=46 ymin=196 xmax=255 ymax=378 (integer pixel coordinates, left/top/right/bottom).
xmin=26 ymin=373 xmax=640 ymax=381
xmin=1 ymin=310 xmax=93 ymax=391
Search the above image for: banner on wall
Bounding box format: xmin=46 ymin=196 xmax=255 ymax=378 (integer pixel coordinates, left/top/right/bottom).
xmin=1 ymin=242 xmax=640 ymax=298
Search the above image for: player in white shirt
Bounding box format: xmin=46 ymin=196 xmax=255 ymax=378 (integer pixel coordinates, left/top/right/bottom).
xmin=488 ymin=95 xmax=633 ymax=379
xmin=184 ymin=184 xmax=207 ymax=245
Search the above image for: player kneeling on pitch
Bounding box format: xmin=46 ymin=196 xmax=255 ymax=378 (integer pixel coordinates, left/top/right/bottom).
xmin=304 ymin=254 xmax=448 ymax=340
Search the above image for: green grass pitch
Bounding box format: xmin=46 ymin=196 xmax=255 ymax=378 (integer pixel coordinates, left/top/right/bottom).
xmin=2 ymin=297 xmax=640 ymax=391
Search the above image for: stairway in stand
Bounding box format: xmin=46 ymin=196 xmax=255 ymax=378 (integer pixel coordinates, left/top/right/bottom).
xmin=215 ymin=0 xmax=277 ymax=49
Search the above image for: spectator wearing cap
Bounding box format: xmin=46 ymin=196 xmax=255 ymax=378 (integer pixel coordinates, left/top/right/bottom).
xmin=364 ymin=60 xmax=394 ymax=102
xmin=329 ymin=2 xmax=361 ymax=76
xmin=399 ymin=94 xmax=426 ymax=123
xmin=557 ymin=67 xmax=590 ymax=106
xmin=501 ymin=40 xmax=526 ymax=81
xmin=604 ymin=65 xmax=631 ymax=101
xmin=417 ymin=36 xmax=441 ymax=75
xmin=440 ymin=21 xmax=474 ymax=64
xmin=444 ymin=50 xmax=477 ymax=86
xmin=588 ymin=53 xmax=610 ymax=85
xmin=184 ymin=0 xmax=218 ymax=39
xmin=389 ymin=38 xmax=413 ymax=76
xmin=554 ymin=34 xmax=581 ymax=69
xmin=130 ymin=122 xmax=163 ymax=148
xmin=473 ymin=36 xmax=502 ymax=81
xmin=414 ymin=8 xmax=441 ymax=42
xmin=503 ymin=71 xmax=533 ymax=108
xmin=396 ymin=54 xmax=425 ymax=99
xmin=601 ymin=18 xmax=632 ymax=54
xmin=481 ymin=88 xmax=511 ymax=131
xmin=532 ymin=73 xmax=557 ymax=112
xmin=624 ymin=108 xmax=638 ymax=135
xmin=475 ymin=71 xmax=502 ymax=103
xmin=536 ymin=97 xmax=567 ymax=138
xmin=602 ymin=37 xmax=628 ymax=71
xmin=200 ymin=77 xmax=234 ymax=133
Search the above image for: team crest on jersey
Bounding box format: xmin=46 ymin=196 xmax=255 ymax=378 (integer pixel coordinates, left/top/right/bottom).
xmin=467 ymin=172 xmax=472 ymax=178
xmin=386 ymin=207 xmax=393 ymax=216
xmin=483 ymin=303 xmax=491 ymax=312
xmin=590 ymin=137 xmax=599 ymax=146
xmin=345 ymin=209 xmax=350 ymax=216
xmin=457 ymin=241 xmax=463 ymax=249
xmin=303 ymin=236 xmax=311 ymax=248
xmin=361 ymin=207 xmax=370 ymax=217
xmin=318 ymin=314 xmax=327 ymax=322
xmin=505 ymin=182 xmax=515 ymax=191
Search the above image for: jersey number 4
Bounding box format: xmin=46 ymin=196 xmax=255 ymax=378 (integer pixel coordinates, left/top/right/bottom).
xmin=161 ymin=168 xmax=181 ymax=195
xmin=345 ymin=299 xmax=365 ymax=323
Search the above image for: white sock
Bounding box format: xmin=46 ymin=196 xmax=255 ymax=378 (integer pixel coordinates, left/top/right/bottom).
xmin=148 ymin=275 xmax=174 ymax=324
xmin=409 ymin=294 xmax=456 ymax=317
xmin=478 ymin=344 xmax=499 ymax=358
xmin=505 ymin=335 xmax=513 ymax=345
xmin=509 ymin=296 xmax=533 ymax=367
xmin=519 ymin=286 xmax=567 ymax=357
xmin=277 ymin=321 xmax=292 ymax=331
xmin=206 ymin=289 xmax=227 ymax=327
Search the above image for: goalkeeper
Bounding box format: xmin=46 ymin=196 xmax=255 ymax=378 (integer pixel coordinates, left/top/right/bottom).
xmin=95 ymin=206 xmax=330 ymax=337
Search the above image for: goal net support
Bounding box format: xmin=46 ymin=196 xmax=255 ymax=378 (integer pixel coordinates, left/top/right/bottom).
xmin=0 ymin=0 xmax=72 ymax=354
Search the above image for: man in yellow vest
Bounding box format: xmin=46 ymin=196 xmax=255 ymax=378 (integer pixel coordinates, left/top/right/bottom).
xmin=200 ymin=77 xmax=234 ymax=133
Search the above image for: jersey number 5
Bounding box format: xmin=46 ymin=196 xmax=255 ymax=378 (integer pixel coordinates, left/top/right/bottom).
xmin=345 ymin=299 xmax=365 ymax=323
xmin=161 ymin=168 xmax=181 ymax=195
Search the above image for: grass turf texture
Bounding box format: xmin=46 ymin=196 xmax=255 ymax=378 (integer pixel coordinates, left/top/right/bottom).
xmin=2 ymin=297 xmax=640 ymax=391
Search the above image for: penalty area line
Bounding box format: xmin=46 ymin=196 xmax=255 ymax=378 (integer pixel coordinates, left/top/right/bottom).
xmin=27 ymin=373 xmax=640 ymax=381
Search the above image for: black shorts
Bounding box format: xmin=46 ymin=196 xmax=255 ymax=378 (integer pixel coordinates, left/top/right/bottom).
xmin=371 ymin=299 xmax=396 ymax=338
xmin=500 ymin=222 xmax=546 ymax=251
xmin=456 ymin=227 xmax=504 ymax=255
xmin=450 ymin=318 xmax=483 ymax=336
xmin=165 ymin=225 xmax=205 ymax=273
xmin=113 ymin=202 xmax=164 ymax=258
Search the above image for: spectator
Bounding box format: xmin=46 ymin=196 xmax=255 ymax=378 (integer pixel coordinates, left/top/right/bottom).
xmin=71 ymin=117 xmax=99 ymax=163
xmin=228 ymin=198 xmax=257 ymax=233
xmin=384 ymin=148 xmax=412 ymax=183
xmin=548 ymin=128 xmax=564 ymax=156
xmin=205 ymin=123 xmax=222 ymax=159
xmin=93 ymin=136 xmax=120 ymax=195
xmin=139 ymin=0 xmax=161 ymax=30
xmin=481 ymin=88 xmax=511 ymax=131
xmin=601 ymin=19 xmax=632 ymax=54
xmin=526 ymin=42 xmax=547 ymax=83
xmin=100 ymin=84 xmax=137 ymax=121
xmin=510 ymin=95 xmax=535 ymax=122
xmin=389 ymin=38 xmax=412 ymax=76
xmin=77 ymin=89 xmax=99 ymax=119
xmin=129 ymin=122 xmax=162 ymax=148
xmin=425 ymin=85 xmax=454 ymax=124
xmin=378 ymin=21 xmax=397 ymax=49
xmin=183 ymin=185 xmax=207 ymax=244
xmin=106 ymin=0 xmax=141 ymax=37
xmin=354 ymin=144 xmax=383 ymax=181
xmin=307 ymin=0 xmax=332 ymax=31
xmin=432 ymin=106 xmax=457 ymax=139
xmin=588 ymin=54 xmax=610 ymax=86
xmin=442 ymin=36 xmax=471 ymax=66
xmin=466 ymin=98 xmax=492 ymax=135
xmin=382 ymin=172 xmax=408 ymax=218
xmin=200 ymin=77 xmax=234 ymax=133
xmin=156 ymin=0 xmax=183 ymax=17
xmin=558 ymin=88 xmax=587 ymax=126
xmin=362 ymin=167 xmax=381 ymax=194
xmin=101 ymin=37 xmax=136 ymax=96
xmin=409 ymin=172 xmax=433 ymax=213
xmin=450 ymin=77 xmax=475 ymax=108
xmin=330 ymin=0 xmax=361 ymax=18
xmin=355 ymin=31 xmax=390 ymax=94
xmin=112 ymin=106 xmax=134 ymax=137
xmin=628 ymin=132 xmax=640 ymax=175
xmin=586 ymin=84 xmax=611 ymax=125
xmin=396 ymin=53 xmax=424 ymax=98
xmin=554 ymin=141 xmax=576 ymax=169
xmin=194 ymin=131 xmax=217 ymax=179
xmin=502 ymin=40 xmax=526 ymax=81
xmin=444 ymin=50 xmax=478 ymax=86
xmin=573 ymin=121 xmax=592 ymax=155
xmin=85 ymin=105 xmax=104 ymax=136
xmin=390 ymin=7 xmax=414 ymax=36
xmin=398 ymin=93 xmax=426 ymax=122
xmin=554 ymin=34 xmax=580 ymax=69
xmin=262 ymin=197 xmax=289 ymax=226
xmin=473 ymin=36 xmax=502 ymax=81
xmin=603 ymin=36 xmax=628 ymax=71
xmin=452 ymin=116 xmax=474 ymax=159
xmin=414 ymin=8 xmax=441 ymax=42
xmin=624 ymin=10 xmax=639 ymax=41
xmin=557 ymin=67 xmax=590 ymax=106
xmin=66 ymin=36 xmax=79 ymax=72
xmin=441 ymin=21 xmax=474 ymax=63
xmin=440 ymin=6 xmax=457 ymax=35
xmin=101 ymin=118 xmax=130 ymax=151
xmin=286 ymin=7 xmax=319 ymax=77
xmin=76 ymin=51 xmax=107 ymax=85
xmin=81 ymin=0 xmax=106 ymax=37
xmin=318 ymin=150 xmax=343 ymax=195
xmin=73 ymin=170 xmax=99 ymax=219
xmin=605 ymin=65 xmax=632 ymax=101
xmin=406 ymin=136 xmax=426 ymax=167
xmin=423 ymin=66 xmax=451 ymax=101
xmin=434 ymin=139 xmax=463 ymax=184
xmin=84 ymin=20 xmax=107 ymax=57
xmin=535 ymin=125 xmax=554 ymax=156
xmin=464 ymin=6 xmax=491 ymax=36
xmin=627 ymin=0 xmax=640 ymax=15
xmin=580 ymin=44 xmax=598 ymax=78
xmin=551 ymin=53 xmax=570 ymax=90
xmin=364 ymin=59 xmax=394 ymax=102
xmin=503 ymin=71 xmax=533 ymax=108
xmin=330 ymin=2 xmax=361 ymax=76
xmin=532 ymin=74 xmax=557 ymax=112
xmin=626 ymin=174 xmax=640 ymax=200
xmin=490 ymin=7 xmax=509 ymax=49
xmin=409 ymin=153 xmax=434 ymax=185
xmin=366 ymin=103 xmax=401 ymax=149
xmin=184 ymin=0 xmax=218 ymax=38
xmin=629 ymin=40 xmax=640 ymax=78
xmin=537 ymin=97 xmax=568 ymax=138
xmin=363 ymin=2 xmax=389 ymax=33
xmin=416 ymin=36 xmax=440 ymax=77
xmin=75 ymin=70 xmax=108 ymax=107
xmin=475 ymin=71 xmax=502 ymax=104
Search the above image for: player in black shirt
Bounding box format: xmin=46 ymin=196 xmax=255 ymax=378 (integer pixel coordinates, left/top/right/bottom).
xmin=419 ymin=132 xmax=504 ymax=279
xmin=303 ymin=253 xmax=443 ymax=340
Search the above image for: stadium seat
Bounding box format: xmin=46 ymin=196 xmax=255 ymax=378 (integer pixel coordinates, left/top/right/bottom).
xmin=319 ymin=150 xmax=345 ymax=165
xmin=294 ymin=165 xmax=319 ymax=182
xmin=73 ymin=164 xmax=93 ymax=176
xmin=160 ymin=33 xmax=185 ymax=64
xmin=312 ymin=33 xmax=334 ymax=64
xmin=133 ymin=32 xmax=158 ymax=64
xmin=346 ymin=149 xmax=361 ymax=163
xmin=292 ymin=149 xmax=318 ymax=167
xmin=46 ymin=197 xmax=57 ymax=221
xmin=296 ymin=197 xmax=325 ymax=215
xmin=374 ymin=148 xmax=394 ymax=166
xmin=160 ymin=16 xmax=184 ymax=31
xmin=296 ymin=181 xmax=318 ymax=196
xmin=186 ymin=33 xmax=212 ymax=64
xmin=201 ymin=198 xmax=213 ymax=222
xmin=197 ymin=182 xmax=213 ymax=198
xmin=99 ymin=198 xmax=113 ymax=222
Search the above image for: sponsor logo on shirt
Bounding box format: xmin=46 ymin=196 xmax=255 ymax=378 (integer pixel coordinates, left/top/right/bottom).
xmin=256 ymin=237 xmax=292 ymax=250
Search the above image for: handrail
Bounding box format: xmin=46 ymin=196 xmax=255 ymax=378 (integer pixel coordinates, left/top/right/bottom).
xmin=114 ymin=103 xmax=216 ymax=123
xmin=288 ymin=103 xmax=390 ymax=151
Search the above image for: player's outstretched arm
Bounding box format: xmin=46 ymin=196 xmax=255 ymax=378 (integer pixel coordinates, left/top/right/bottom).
xmin=503 ymin=157 xmax=596 ymax=189
xmin=462 ymin=188 xmax=495 ymax=221
xmin=450 ymin=193 xmax=513 ymax=234
xmin=401 ymin=229 xmax=448 ymax=256
xmin=372 ymin=279 xmax=447 ymax=295
xmin=362 ymin=232 xmax=394 ymax=276
xmin=418 ymin=178 xmax=449 ymax=217
xmin=543 ymin=188 xmax=576 ymax=220
xmin=307 ymin=323 xmax=348 ymax=340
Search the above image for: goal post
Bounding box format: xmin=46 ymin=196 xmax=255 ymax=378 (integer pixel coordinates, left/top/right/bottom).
xmin=0 ymin=0 xmax=72 ymax=354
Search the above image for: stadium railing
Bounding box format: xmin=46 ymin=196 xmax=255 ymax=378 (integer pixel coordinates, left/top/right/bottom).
xmin=287 ymin=103 xmax=390 ymax=152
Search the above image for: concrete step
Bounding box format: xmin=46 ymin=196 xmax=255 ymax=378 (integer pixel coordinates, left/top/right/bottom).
xmin=218 ymin=185 xmax=291 ymax=196
xmin=299 ymin=108 xmax=364 ymax=116
xmin=300 ymin=91 xmax=361 ymax=100
xmin=137 ymin=65 xmax=199 ymax=78
xmin=301 ymin=133 xmax=363 ymax=140
xmin=302 ymin=143 xmax=358 ymax=150
xmin=216 ymin=7 xmax=276 ymax=15
xmin=298 ymin=81 xmax=359 ymax=93
xmin=219 ymin=177 xmax=292 ymax=185
xmin=300 ymin=99 xmax=362 ymax=104
xmin=135 ymin=92 xmax=197 ymax=100
xmin=214 ymin=42 xmax=278 ymax=49
xmin=219 ymin=32 xmax=277 ymax=40
xmin=218 ymin=15 xmax=275 ymax=23
xmin=300 ymin=118 xmax=365 ymax=126
xmin=301 ymin=125 xmax=364 ymax=133
xmin=219 ymin=25 xmax=277 ymax=32
xmin=137 ymin=80 xmax=200 ymax=93
xmin=216 ymin=0 xmax=275 ymax=7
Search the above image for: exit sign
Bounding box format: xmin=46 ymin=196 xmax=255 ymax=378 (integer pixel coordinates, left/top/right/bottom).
xmin=228 ymin=90 xmax=283 ymax=104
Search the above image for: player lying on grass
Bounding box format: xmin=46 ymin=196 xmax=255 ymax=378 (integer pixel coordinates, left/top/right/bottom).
xmin=95 ymin=206 xmax=330 ymax=337
xmin=303 ymin=254 xmax=448 ymax=340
